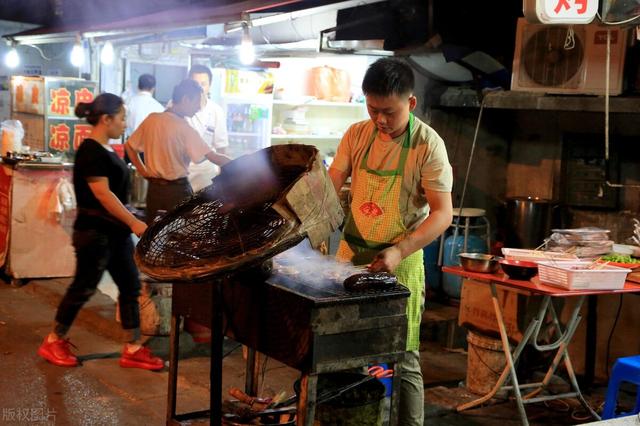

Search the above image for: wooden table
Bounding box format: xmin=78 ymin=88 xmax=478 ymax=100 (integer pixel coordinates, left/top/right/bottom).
xmin=442 ymin=266 xmax=640 ymax=426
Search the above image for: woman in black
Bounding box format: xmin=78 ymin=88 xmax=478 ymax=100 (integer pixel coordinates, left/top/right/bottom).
xmin=37 ymin=93 xmax=163 ymax=371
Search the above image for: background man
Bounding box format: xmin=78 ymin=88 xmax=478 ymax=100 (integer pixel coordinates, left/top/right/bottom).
xmin=328 ymin=58 xmax=453 ymax=425
xmin=185 ymin=64 xmax=229 ymax=191
xmin=125 ymin=74 xmax=164 ymax=137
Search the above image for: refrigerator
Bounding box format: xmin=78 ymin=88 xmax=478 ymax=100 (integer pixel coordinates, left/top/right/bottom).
xmin=215 ymin=68 xmax=273 ymax=159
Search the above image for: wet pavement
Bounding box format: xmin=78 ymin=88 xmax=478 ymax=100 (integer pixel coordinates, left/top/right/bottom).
xmin=0 ymin=278 xmax=626 ymax=425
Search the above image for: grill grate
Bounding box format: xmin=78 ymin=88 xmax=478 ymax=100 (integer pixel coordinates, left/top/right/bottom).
xmin=135 ymin=149 xmax=316 ymax=280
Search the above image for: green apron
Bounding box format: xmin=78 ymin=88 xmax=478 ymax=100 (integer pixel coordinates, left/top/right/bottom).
xmin=336 ymin=114 xmax=424 ymax=351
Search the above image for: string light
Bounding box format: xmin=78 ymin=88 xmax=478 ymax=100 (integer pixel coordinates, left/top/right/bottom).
xmin=70 ymin=35 xmax=84 ymax=67
xmin=100 ymin=41 xmax=114 ymax=65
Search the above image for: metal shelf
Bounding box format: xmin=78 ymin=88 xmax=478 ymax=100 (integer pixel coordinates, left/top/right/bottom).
xmin=271 ymin=134 xmax=342 ymax=140
xmin=273 ymin=99 xmax=364 ymax=108
xmin=437 ymin=89 xmax=640 ymax=113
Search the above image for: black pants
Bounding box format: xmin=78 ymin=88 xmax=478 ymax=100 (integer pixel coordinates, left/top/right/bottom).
xmin=145 ymin=178 xmax=193 ymax=224
xmin=54 ymin=228 xmax=141 ymax=340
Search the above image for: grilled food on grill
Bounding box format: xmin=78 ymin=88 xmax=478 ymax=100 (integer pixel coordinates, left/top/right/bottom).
xmin=343 ymin=272 xmax=398 ymax=292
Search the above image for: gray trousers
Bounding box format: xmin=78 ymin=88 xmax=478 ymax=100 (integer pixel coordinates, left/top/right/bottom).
xmin=145 ymin=178 xmax=193 ymax=224
xmin=398 ymin=350 xmax=424 ymax=426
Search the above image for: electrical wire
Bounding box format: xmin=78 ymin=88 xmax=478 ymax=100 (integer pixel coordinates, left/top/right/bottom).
xmin=597 ymin=11 xmax=640 ymax=26
xmin=23 ymin=44 xmax=66 ymax=61
xmin=448 ymin=96 xmax=486 ymax=261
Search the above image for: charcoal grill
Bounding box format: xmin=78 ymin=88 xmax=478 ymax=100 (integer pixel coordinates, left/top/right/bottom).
xmin=167 ymin=264 xmax=410 ymax=426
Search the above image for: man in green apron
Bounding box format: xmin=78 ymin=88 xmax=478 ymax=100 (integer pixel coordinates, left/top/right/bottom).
xmin=329 ymin=58 xmax=453 ymax=425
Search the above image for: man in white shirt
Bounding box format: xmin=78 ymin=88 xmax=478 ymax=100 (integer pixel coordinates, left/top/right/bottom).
xmin=125 ymin=74 xmax=165 ymax=137
xmin=185 ymin=65 xmax=229 ymax=191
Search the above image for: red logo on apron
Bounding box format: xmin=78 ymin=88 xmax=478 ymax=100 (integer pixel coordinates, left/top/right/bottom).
xmin=359 ymin=202 xmax=383 ymax=217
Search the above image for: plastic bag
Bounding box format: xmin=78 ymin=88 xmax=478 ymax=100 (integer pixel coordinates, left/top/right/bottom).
xmin=306 ymin=66 xmax=351 ymax=102
xmin=0 ymin=120 xmax=24 ymax=155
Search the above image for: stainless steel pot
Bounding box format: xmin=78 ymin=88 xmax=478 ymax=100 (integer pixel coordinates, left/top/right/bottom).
xmin=505 ymin=197 xmax=558 ymax=249
xmin=129 ymin=164 xmax=147 ymax=208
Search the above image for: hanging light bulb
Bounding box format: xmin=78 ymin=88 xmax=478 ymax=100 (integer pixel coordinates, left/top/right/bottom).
xmin=70 ymin=37 xmax=85 ymax=67
xmin=100 ymin=41 xmax=114 ymax=65
xmin=238 ymin=23 xmax=255 ymax=65
xmin=4 ymin=46 xmax=19 ymax=69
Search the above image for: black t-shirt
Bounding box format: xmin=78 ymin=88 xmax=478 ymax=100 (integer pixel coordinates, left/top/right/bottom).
xmin=73 ymin=138 xmax=130 ymax=232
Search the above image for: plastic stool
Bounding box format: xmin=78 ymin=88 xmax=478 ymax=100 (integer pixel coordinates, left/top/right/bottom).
xmin=602 ymin=355 xmax=640 ymax=419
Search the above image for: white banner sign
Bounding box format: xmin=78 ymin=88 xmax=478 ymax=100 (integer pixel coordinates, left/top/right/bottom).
xmin=524 ymin=0 xmax=598 ymax=24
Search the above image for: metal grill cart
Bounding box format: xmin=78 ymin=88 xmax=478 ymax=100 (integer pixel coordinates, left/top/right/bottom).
xmin=443 ymin=265 xmax=640 ymax=426
xmin=136 ymin=145 xmax=409 ymax=425
xmin=0 ymin=162 xmax=75 ymax=285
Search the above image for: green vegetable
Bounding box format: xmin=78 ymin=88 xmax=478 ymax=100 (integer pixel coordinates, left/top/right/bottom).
xmin=600 ymin=254 xmax=640 ymax=264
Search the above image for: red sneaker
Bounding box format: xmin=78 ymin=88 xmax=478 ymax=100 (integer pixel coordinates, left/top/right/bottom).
xmin=37 ymin=338 xmax=79 ymax=367
xmin=119 ymin=347 xmax=164 ymax=371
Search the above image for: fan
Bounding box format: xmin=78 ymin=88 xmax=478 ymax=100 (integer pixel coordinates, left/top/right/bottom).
xmin=512 ymin=18 xmax=628 ymax=95
xmin=522 ymin=26 xmax=584 ymax=87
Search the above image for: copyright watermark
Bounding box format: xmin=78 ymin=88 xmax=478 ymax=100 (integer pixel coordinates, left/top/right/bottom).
xmin=2 ymin=407 xmax=56 ymax=423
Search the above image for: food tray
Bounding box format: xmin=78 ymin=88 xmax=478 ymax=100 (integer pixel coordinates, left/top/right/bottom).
xmin=501 ymin=248 xmax=578 ymax=263
xmin=537 ymin=261 xmax=631 ymax=290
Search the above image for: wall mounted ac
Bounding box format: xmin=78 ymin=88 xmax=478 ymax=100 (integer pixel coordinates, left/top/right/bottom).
xmin=511 ymin=18 xmax=628 ymax=95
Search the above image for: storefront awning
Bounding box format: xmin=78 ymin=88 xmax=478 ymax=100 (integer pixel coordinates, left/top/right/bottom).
xmin=5 ymin=0 xmax=308 ymax=44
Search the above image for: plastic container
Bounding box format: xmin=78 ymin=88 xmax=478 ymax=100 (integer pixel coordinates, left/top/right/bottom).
xmin=537 ymin=261 xmax=631 ymax=290
xmin=370 ymin=363 xmax=392 ymax=397
xmin=423 ymin=238 xmax=442 ymax=291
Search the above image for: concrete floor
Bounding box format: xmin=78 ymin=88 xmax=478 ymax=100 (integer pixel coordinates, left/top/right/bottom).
xmin=0 ymin=277 xmax=633 ymax=425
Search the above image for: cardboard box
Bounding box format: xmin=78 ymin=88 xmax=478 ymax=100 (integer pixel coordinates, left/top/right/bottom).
xmin=458 ymin=279 xmax=524 ymax=342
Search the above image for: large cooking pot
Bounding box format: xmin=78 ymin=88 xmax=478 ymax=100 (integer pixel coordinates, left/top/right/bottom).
xmin=505 ymin=197 xmax=558 ymax=249
xmin=128 ymin=164 xmax=148 ymax=208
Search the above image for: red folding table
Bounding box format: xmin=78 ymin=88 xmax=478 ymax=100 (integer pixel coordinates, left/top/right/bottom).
xmin=442 ymin=266 xmax=640 ymax=426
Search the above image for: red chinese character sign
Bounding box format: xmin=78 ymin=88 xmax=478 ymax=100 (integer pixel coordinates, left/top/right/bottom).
xmin=49 ymin=88 xmax=71 ymax=116
xmin=524 ymin=0 xmax=597 ymax=24
xmin=74 ymin=87 xmax=94 ymax=106
xmin=73 ymin=124 xmax=92 ymax=151
xmin=49 ymin=123 xmax=71 ymax=152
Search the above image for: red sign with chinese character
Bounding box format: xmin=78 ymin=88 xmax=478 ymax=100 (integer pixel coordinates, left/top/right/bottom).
xmin=74 ymin=87 xmax=94 ymax=106
xmin=49 ymin=123 xmax=71 ymax=152
xmin=73 ymin=124 xmax=93 ymax=151
xmin=49 ymin=88 xmax=71 ymax=116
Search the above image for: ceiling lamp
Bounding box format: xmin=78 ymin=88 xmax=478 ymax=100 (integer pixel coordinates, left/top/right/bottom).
xmin=4 ymin=45 xmax=19 ymax=69
xmin=238 ymin=22 xmax=255 ymax=65
xmin=70 ymin=36 xmax=84 ymax=67
xmin=100 ymin=41 xmax=114 ymax=65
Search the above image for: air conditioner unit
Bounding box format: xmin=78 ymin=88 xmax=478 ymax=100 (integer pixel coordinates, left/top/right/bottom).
xmin=511 ymin=18 xmax=628 ymax=95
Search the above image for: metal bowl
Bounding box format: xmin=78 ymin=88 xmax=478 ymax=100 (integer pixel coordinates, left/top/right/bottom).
xmin=499 ymin=259 xmax=538 ymax=280
xmin=458 ymin=253 xmax=500 ymax=273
